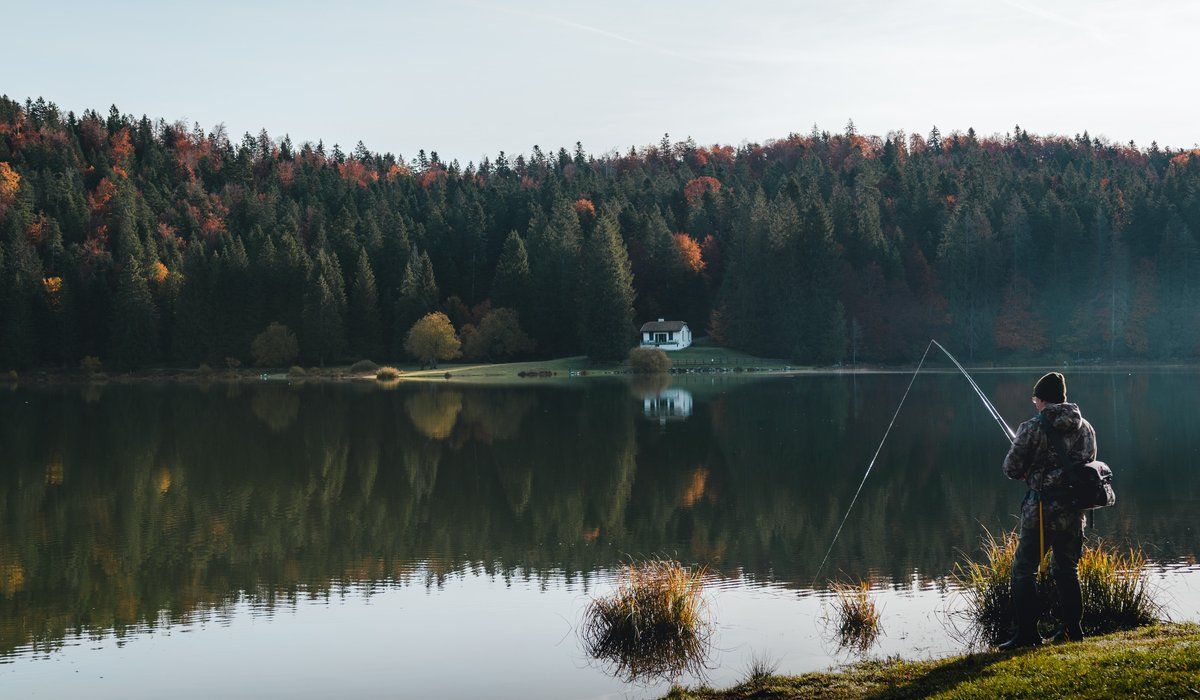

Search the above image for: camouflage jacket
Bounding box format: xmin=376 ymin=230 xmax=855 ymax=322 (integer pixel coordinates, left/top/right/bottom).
xmin=1002 ymin=403 xmax=1097 ymax=532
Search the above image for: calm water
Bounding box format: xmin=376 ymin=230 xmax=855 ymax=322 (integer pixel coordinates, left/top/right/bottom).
xmin=2 ymin=371 xmax=1199 ymax=698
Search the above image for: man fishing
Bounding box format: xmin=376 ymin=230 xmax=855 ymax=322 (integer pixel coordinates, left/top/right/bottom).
xmin=998 ymin=371 xmax=1097 ymax=649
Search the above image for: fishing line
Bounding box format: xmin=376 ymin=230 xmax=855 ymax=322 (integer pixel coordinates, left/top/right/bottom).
xmin=811 ymin=340 xmax=1014 ymax=585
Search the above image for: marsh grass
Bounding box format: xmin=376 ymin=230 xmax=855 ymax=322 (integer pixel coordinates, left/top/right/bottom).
xmin=376 ymin=366 xmax=401 ymax=381
xmin=827 ymin=581 xmax=882 ymax=652
xmin=740 ymin=651 xmax=782 ymax=686
xmin=582 ymin=558 xmax=712 ymax=682
xmin=952 ymin=529 xmax=1160 ymax=645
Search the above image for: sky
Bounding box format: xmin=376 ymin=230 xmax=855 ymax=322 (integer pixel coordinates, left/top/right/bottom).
xmin=5 ymin=0 xmax=1198 ymax=163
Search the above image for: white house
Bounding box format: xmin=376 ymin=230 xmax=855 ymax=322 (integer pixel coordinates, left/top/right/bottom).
xmin=639 ymin=319 xmax=692 ymax=351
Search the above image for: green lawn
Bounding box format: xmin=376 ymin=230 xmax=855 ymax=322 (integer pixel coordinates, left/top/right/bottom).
xmin=668 ymin=623 xmax=1200 ymax=699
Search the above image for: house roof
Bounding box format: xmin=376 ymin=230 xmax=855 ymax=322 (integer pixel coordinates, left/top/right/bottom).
xmin=640 ymin=320 xmax=687 ymax=333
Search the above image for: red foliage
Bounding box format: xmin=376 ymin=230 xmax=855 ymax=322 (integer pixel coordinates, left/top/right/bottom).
xmin=88 ymin=178 xmax=116 ymax=214
xmin=0 ymin=162 xmax=19 ymax=210
xmin=684 ymin=176 xmax=721 ymax=205
xmin=573 ymin=197 xmax=596 ymax=218
xmin=25 ymin=214 xmax=47 ymax=245
xmin=110 ymin=128 xmax=134 ymax=177
xmin=993 ymin=274 xmax=1046 ymax=352
xmin=338 ymin=160 xmax=378 ymax=188
xmin=417 ymin=169 xmax=447 ymax=189
xmin=385 ymin=164 xmax=410 ymax=183
xmin=673 ymin=233 xmax=704 ymax=273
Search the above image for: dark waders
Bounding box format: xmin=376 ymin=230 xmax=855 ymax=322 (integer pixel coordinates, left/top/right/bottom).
xmin=1006 ymin=490 xmax=1084 ymax=647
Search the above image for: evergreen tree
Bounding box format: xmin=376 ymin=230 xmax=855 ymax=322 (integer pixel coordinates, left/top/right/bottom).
xmin=578 ymin=213 xmax=635 ymax=360
xmin=349 ymin=248 xmax=383 ymax=359
xmin=491 ymin=230 xmax=531 ymax=312
xmin=108 ymin=256 xmax=159 ymax=370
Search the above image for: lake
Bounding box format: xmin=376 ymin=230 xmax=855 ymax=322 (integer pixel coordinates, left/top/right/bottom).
xmin=2 ymin=370 xmax=1199 ymax=698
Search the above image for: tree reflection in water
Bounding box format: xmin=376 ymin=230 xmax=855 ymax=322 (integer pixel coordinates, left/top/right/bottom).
xmin=0 ymin=371 xmax=1196 ymax=658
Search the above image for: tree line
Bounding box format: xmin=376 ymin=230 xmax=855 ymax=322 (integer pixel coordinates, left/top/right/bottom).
xmin=2 ymin=96 xmax=1199 ymax=370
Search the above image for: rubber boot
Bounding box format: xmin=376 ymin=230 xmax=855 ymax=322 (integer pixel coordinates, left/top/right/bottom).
xmin=1048 ymin=567 xmax=1083 ymax=644
xmin=998 ymin=577 xmax=1041 ymax=651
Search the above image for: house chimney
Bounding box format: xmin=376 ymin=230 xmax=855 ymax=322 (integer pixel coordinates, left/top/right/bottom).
xmin=657 ymin=318 xmax=664 ymax=322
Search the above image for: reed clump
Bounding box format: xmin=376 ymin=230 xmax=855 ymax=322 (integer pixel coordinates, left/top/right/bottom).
xmin=376 ymin=366 xmax=401 ymax=381
xmin=953 ymin=529 xmax=1160 ymax=645
xmin=583 ymin=558 xmax=711 ymax=682
xmin=828 ymin=581 xmax=882 ymax=651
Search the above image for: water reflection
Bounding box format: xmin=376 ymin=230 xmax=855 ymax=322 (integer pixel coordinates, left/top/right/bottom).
xmin=0 ymin=371 xmax=1197 ymax=661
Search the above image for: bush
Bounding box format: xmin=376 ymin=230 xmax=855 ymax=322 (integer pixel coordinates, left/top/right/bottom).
xmin=582 ymin=559 xmax=711 ymax=682
xmin=251 ymin=323 xmax=300 ymax=368
xmin=287 ymin=365 xmax=306 ymax=378
xmin=827 ymin=581 xmax=882 ymax=651
xmin=628 ymin=346 xmax=672 ymax=374
xmin=953 ymin=529 xmax=1160 ymax=645
xmin=80 ymin=356 xmax=102 ymax=375
xmin=405 ymin=312 xmax=461 ymax=367
xmin=224 ymin=357 xmax=242 ymax=371
xmin=461 ymin=308 xmax=534 ymax=361
xmin=350 ymin=359 xmax=379 ymax=373
xmin=197 ymin=363 xmax=213 ymax=375
xmin=376 ymin=366 xmax=401 ymax=381
xmin=4 ymin=370 xmax=17 ymax=383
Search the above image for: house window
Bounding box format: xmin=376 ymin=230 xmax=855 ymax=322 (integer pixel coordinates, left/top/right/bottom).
xmin=655 ymin=333 xmax=668 ymax=343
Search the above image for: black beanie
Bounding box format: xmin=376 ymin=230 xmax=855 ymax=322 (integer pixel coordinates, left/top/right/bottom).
xmin=1034 ymin=372 xmax=1066 ymax=404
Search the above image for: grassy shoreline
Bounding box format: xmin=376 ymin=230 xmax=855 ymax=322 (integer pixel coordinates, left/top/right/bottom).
xmin=668 ymin=623 xmax=1200 ymax=699
xmin=6 ymin=351 xmax=1200 ymax=387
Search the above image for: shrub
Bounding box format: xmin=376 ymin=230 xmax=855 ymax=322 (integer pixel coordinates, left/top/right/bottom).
xmin=251 ymin=323 xmax=300 ymax=368
xmin=827 ymin=581 xmax=882 ymax=651
xmin=224 ymin=357 xmax=242 ymax=371
xmin=376 ymin=366 xmax=401 ymax=381
xmin=197 ymin=363 xmax=213 ymax=375
xmin=461 ymin=308 xmax=534 ymax=361
xmin=628 ymin=347 xmax=672 ymax=374
xmin=4 ymin=370 xmax=17 ymax=383
xmin=351 ymin=359 xmax=379 ymax=373
xmin=287 ymin=365 xmax=306 ymax=378
xmin=582 ymin=559 xmax=711 ymax=682
xmin=80 ymin=356 xmax=102 ymax=375
xmin=953 ymin=529 xmax=1160 ymax=645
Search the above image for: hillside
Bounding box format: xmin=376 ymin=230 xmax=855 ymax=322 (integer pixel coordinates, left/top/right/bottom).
xmin=3 ymin=96 xmax=1200 ymax=371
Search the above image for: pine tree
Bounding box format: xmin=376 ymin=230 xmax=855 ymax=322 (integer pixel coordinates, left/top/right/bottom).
xmin=578 ymin=213 xmax=635 ymax=360
xmin=394 ymin=247 xmax=439 ymax=351
xmin=491 ymin=231 xmax=531 ymax=312
xmin=109 ymin=256 xmax=159 ymax=370
xmin=349 ymin=248 xmax=383 ymax=359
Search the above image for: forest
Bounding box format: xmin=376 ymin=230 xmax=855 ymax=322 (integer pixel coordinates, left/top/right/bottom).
xmin=2 ymin=95 xmax=1199 ymax=370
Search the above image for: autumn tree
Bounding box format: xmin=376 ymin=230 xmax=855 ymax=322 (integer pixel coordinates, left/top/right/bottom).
xmin=405 ymin=311 xmax=461 ymax=367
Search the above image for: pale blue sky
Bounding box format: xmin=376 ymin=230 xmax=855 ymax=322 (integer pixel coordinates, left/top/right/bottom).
xmin=6 ymin=0 xmax=1197 ymax=163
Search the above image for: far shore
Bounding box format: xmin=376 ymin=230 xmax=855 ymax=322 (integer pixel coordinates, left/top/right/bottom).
xmin=5 ymin=353 xmax=1200 ymax=389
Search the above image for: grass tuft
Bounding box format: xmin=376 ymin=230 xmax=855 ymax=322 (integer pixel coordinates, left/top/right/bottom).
xmin=376 ymin=366 xmax=401 ymax=381
xmin=583 ymin=558 xmax=711 ymax=682
xmin=740 ymin=651 xmax=782 ymax=685
xmin=952 ymin=528 xmax=1160 ymax=645
xmin=828 ymin=581 xmax=882 ymax=651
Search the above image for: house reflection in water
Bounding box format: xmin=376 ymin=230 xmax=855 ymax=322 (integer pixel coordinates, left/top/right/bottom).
xmin=641 ymin=387 xmax=694 ymax=424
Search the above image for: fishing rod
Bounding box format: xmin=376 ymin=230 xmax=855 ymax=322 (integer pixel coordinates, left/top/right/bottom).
xmin=811 ymin=339 xmax=1014 ymax=585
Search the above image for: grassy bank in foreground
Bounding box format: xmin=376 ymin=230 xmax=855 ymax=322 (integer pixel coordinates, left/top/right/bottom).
xmin=668 ymin=623 xmax=1200 ymax=699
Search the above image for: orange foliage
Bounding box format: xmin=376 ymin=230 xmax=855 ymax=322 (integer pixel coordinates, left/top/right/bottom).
xmin=110 ymin=128 xmax=134 ymax=177
xmin=0 ymin=162 xmax=20 ymax=208
xmin=385 ymin=164 xmax=410 ymax=182
xmin=673 ymin=233 xmax=704 ymax=273
xmin=573 ymin=197 xmax=596 ymax=218
xmin=88 ymin=177 xmax=116 ymax=214
xmin=150 ymin=261 xmax=169 ymax=284
xmin=683 ymin=176 xmax=721 ymax=205
xmin=338 ymin=160 xmax=378 ymax=188
xmin=417 ymin=169 xmax=447 ymax=189
xmin=42 ymin=277 xmax=63 ymax=307
xmin=25 ymin=215 xmax=47 ymax=245
xmin=680 ymin=467 xmax=710 ymax=508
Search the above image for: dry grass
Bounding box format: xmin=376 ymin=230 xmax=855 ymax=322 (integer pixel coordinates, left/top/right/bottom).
xmin=952 ymin=529 xmax=1160 ymax=645
xmin=375 ymin=366 xmax=401 ymax=381
xmin=828 ymin=581 xmax=882 ymax=652
xmin=582 ymin=558 xmax=711 ymax=682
